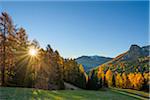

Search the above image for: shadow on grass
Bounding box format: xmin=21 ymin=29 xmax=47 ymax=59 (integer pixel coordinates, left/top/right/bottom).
xmin=0 ymin=87 xmax=138 ymax=100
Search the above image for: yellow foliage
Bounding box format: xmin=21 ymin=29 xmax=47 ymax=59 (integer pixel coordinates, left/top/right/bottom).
xmin=97 ymin=70 xmax=105 ymax=79
xmin=115 ymin=73 xmax=123 ymax=88
xmin=101 ymin=72 xmax=105 ymax=81
xmin=79 ymin=64 xmax=85 ymax=73
xmin=128 ymin=73 xmax=135 ymax=88
xmin=97 ymin=67 xmax=105 ymax=79
xmin=97 ymin=71 xmax=102 ymax=79
xmin=106 ymin=69 xmax=113 ymax=87
xmin=98 ymin=67 xmax=104 ymax=73
xmin=134 ymin=73 xmax=144 ymax=90
xmin=84 ymin=73 xmax=89 ymax=83
xmin=128 ymin=73 xmax=144 ymax=90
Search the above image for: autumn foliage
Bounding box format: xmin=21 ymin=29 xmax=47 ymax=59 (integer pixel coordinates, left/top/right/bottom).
xmin=0 ymin=12 xmax=87 ymax=90
xmin=96 ymin=68 xmax=149 ymax=91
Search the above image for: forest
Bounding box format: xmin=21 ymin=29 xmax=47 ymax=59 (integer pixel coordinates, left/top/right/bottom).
xmin=0 ymin=12 xmax=87 ymax=89
xmin=87 ymin=50 xmax=149 ymax=91
xmin=0 ymin=12 xmax=149 ymax=93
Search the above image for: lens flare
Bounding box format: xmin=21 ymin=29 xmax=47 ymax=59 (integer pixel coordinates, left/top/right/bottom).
xmin=28 ymin=47 xmax=38 ymax=57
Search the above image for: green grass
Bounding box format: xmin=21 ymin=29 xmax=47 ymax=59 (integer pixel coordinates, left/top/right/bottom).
xmin=111 ymin=87 xmax=149 ymax=100
xmin=0 ymin=87 xmax=139 ymax=100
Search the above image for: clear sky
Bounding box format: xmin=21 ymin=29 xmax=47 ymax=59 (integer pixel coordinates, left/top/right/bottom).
xmin=0 ymin=1 xmax=149 ymax=58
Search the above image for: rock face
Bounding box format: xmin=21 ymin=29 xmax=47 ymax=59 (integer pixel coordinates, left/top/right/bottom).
xmin=122 ymin=44 xmax=150 ymax=61
xmin=102 ymin=44 xmax=150 ymax=66
xmin=76 ymin=55 xmax=112 ymax=72
xmin=141 ymin=45 xmax=150 ymax=56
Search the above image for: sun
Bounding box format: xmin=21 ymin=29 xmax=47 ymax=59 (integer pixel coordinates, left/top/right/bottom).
xmin=28 ymin=47 xmax=38 ymax=57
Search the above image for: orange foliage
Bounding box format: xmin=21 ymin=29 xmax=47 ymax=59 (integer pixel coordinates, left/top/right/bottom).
xmin=128 ymin=73 xmax=144 ymax=90
xmin=106 ymin=69 xmax=113 ymax=87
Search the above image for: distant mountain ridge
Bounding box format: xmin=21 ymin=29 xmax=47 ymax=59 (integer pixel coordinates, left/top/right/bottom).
xmin=107 ymin=44 xmax=150 ymax=64
xmin=94 ymin=44 xmax=150 ymax=73
xmin=75 ymin=55 xmax=112 ymax=71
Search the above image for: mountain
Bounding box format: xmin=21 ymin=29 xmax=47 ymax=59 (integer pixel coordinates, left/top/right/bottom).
xmin=75 ymin=55 xmax=112 ymax=72
xmin=107 ymin=44 xmax=149 ymax=64
xmin=95 ymin=44 xmax=150 ymax=73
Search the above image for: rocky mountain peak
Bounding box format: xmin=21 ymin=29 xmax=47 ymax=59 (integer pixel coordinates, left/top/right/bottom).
xmin=129 ymin=44 xmax=141 ymax=52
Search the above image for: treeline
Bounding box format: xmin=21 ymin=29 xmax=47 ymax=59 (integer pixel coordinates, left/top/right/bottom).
xmin=87 ymin=65 xmax=150 ymax=91
xmin=0 ymin=12 xmax=87 ymax=90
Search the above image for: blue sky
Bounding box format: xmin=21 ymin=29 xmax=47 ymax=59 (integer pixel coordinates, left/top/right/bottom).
xmin=0 ymin=1 xmax=149 ymax=58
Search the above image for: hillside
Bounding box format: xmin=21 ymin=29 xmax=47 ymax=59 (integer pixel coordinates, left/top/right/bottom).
xmin=86 ymin=45 xmax=149 ymax=91
xmin=95 ymin=44 xmax=150 ymax=73
xmin=75 ymin=55 xmax=112 ymax=71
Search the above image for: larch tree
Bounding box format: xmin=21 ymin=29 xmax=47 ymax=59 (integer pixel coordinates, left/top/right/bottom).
xmin=134 ymin=73 xmax=144 ymax=90
xmin=105 ymin=69 xmax=113 ymax=87
xmin=0 ymin=12 xmax=15 ymax=86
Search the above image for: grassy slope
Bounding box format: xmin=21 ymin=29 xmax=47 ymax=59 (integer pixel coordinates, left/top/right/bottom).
xmin=111 ymin=87 xmax=149 ymax=100
xmin=0 ymin=87 xmax=138 ymax=100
